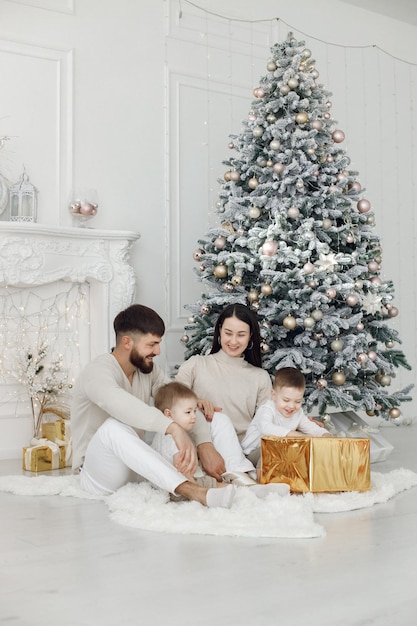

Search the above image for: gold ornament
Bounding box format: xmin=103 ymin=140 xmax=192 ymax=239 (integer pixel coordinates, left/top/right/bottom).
xmin=248 ymin=177 xmax=259 ymax=189
xmin=389 ymin=407 xmax=401 ymax=420
xmin=247 ymin=289 xmax=259 ymax=303
xmin=248 ymin=206 xmax=261 ymax=219
xmin=303 ymin=316 xmax=315 ymax=329
xmin=213 ymin=264 xmax=227 ymax=279
xmin=283 ymin=315 xmax=297 ymax=330
xmin=380 ymin=374 xmax=391 ymax=387
xmin=330 ymin=339 xmax=343 ymax=352
xmin=295 ymin=112 xmax=309 ymax=124
xmin=231 ymin=275 xmax=242 ymax=286
xmin=261 ymin=283 xmax=273 ymax=296
xmin=332 ymin=371 xmax=346 ymax=386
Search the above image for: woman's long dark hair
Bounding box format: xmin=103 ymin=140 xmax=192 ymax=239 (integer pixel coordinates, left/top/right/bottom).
xmin=210 ymin=303 xmax=262 ymax=368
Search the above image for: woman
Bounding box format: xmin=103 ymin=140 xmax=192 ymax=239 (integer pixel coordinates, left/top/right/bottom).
xmin=176 ymin=303 xmax=272 ymax=480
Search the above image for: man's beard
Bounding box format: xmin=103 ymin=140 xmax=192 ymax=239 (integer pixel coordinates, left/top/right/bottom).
xmin=130 ymin=348 xmax=154 ymax=374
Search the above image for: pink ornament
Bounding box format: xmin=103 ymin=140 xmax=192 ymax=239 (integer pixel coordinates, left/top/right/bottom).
xmin=193 ymin=249 xmax=204 ymax=262
xmin=332 ymin=129 xmax=345 ymax=143
xmin=303 ymin=262 xmax=315 ymax=275
xmin=349 ymin=181 xmax=362 ymax=192
xmin=367 ymin=261 xmax=379 ymax=273
xmin=388 ymin=306 xmax=399 ymax=317
xmin=79 ymin=201 xmax=96 ymax=215
xmin=311 ymin=120 xmax=323 ymax=131
xmin=357 ymin=352 xmax=368 ymax=364
xmin=368 ymin=350 xmax=377 ymax=361
xmin=326 ymin=288 xmax=336 ymax=299
xmin=371 ymin=277 xmax=382 ymax=285
xmin=214 ymin=236 xmax=227 ymax=250
xmin=262 ymin=241 xmax=278 ymax=256
xmin=287 ymin=206 xmax=300 ymax=219
xmin=273 ymin=162 xmax=285 ymax=174
xmin=356 ymin=323 xmax=364 ymax=331
xmin=229 ymin=171 xmax=240 ymax=182
xmin=346 ymin=293 xmax=359 ymax=306
xmin=357 ymin=199 xmax=371 ymax=213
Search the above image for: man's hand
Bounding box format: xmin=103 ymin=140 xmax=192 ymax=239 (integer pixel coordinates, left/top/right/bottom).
xmin=197 ymin=398 xmax=222 ymax=422
xmin=166 ymin=422 xmax=198 ymax=477
xmin=197 ymin=442 xmax=226 ymax=481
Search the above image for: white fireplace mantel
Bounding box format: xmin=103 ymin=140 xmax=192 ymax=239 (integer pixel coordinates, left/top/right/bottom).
xmin=0 ymin=222 xmax=140 ymax=459
xmin=0 ymin=222 xmax=141 ymax=356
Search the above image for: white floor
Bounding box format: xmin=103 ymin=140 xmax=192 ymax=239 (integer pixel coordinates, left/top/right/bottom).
xmin=1 ymin=422 xmax=417 ymax=626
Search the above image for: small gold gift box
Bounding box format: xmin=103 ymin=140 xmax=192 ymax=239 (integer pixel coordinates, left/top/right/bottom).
xmin=42 ymin=419 xmax=71 ymax=443
xmin=260 ymin=436 xmax=371 ymax=493
xmin=22 ymin=441 xmax=67 ymax=473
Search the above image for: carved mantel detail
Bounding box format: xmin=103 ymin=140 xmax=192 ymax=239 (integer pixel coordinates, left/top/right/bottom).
xmin=0 ymin=222 xmax=141 ymax=356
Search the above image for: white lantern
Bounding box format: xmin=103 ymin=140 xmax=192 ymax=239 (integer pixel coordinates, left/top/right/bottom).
xmin=9 ymin=170 xmax=38 ymax=222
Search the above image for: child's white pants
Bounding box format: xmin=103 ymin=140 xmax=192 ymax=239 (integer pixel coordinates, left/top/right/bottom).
xmin=210 ymin=412 xmax=255 ymax=473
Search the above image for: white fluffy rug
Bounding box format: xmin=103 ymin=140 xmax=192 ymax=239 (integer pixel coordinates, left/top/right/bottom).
xmin=0 ymin=468 xmax=416 ymax=539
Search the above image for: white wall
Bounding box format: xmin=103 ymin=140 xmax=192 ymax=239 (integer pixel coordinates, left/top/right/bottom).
xmin=0 ymin=0 xmax=416 ymax=430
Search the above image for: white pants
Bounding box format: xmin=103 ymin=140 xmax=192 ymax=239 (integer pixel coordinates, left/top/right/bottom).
xmin=80 ymin=418 xmax=187 ymax=496
xmin=210 ymin=412 xmax=255 ymax=474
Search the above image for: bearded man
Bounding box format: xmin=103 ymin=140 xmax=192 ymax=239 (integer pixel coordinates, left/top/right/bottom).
xmin=71 ymin=304 xmax=233 ymax=508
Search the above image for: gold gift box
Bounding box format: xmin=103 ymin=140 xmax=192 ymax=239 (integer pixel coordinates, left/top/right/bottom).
xmin=42 ymin=419 xmax=71 ymax=443
xmin=22 ymin=442 xmax=67 ymax=473
xmin=260 ymin=436 xmax=371 ymax=493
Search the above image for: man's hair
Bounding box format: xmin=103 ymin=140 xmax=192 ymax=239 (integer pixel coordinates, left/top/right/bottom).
xmin=154 ymin=381 xmax=198 ymax=413
xmin=273 ymin=367 xmax=306 ymax=391
xmin=113 ymin=304 xmax=165 ymax=341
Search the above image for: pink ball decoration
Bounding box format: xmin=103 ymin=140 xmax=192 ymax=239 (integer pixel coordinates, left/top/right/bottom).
xmin=262 ymin=241 xmax=278 ymax=256
xmin=253 ymin=87 xmax=265 ymax=98
xmin=273 ymin=162 xmax=285 ymax=174
xmin=357 ymin=199 xmax=371 ymax=213
xmin=388 ymin=306 xmax=399 ymax=317
xmin=368 ymin=261 xmax=379 ymax=273
xmin=79 ymin=202 xmax=96 ymax=215
xmin=326 ymin=288 xmax=336 ymax=299
xmin=332 ymin=129 xmax=345 ymax=143
xmin=349 ymin=181 xmax=362 ymax=192
xmin=311 ymin=120 xmax=323 ymax=131
xmin=368 ymin=351 xmax=377 ymax=361
xmin=371 ymin=277 xmax=382 ymax=285
xmin=346 ymin=293 xmax=359 ymax=306
xmin=214 ymin=236 xmax=227 ymax=250
xmin=357 ymin=352 xmax=368 ymax=364
xmin=303 ymin=262 xmax=315 ymax=275
xmin=193 ymin=249 xmax=204 ymax=262
xmin=229 ymin=171 xmax=241 ymax=182
xmin=287 ymin=206 xmax=300 ymax=219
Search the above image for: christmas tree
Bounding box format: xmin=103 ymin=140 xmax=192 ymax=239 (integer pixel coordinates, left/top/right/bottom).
xmin=182 ymin=33 xmax=412 ymax=421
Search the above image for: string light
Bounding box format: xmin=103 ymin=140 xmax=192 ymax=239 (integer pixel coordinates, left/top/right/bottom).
xmin=182 ymin=0 xmax=417 ymax=66
xmin=0 ymin=282 xmax=86 ymax=419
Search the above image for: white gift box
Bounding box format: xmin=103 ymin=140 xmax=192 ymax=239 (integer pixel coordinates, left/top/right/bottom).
xmin=321 ymin=411 xmax=394 ymax=464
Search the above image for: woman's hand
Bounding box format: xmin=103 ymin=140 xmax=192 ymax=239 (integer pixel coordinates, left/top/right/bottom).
xmin=197 ymin=398 xmax=222 ymax=422
xmin=166 ymin=422 xmax=198 ymax=476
